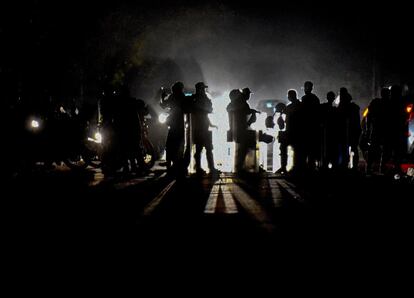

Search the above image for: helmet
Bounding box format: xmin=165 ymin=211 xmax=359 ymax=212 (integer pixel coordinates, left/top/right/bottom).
xmin=242 ymin=87 xmax=253 ymax=95
xmin=229 ymin=89 xmax=242 ymax=101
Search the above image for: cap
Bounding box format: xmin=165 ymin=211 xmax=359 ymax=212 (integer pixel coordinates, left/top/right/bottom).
xmin=242 ymin=87 xmax=253 ymax=94
xmin=195 ymin=82 xmax=208 ymax=89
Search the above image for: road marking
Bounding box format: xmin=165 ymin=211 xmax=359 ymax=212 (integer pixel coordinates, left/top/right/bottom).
xmin=204 ymin=184 xmax=220 ymax=214
xmin=90 ymin=170 xmax=105 ymax=186
xmin=230 ymin=183 xmax=276 ymax=233
xmin=276 ymin=180 xmax=303 ymax=203
xmin=142 ymin=179 xmax=176 ymax=217
xmin=268 ymin=179 xmax=283 ymax=208
xmin=158 ymin=172 xmax=167 ymax=179
xmin=114 ymin=177 xmax=147 ymax=190
xmin=90 ymin=170 xmax=167 ymax=188
xmin=204 ymin=182 xmax=238 ymax=214
xmin=114 ymin=171 xmax=168 ymax=190
xmin=221 ymin=184 xmax=238 ymax=214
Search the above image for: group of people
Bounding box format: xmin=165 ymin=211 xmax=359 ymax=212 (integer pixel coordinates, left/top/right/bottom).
xmin=272 ymin=82 xmax=361 ymax=175
xmin=4 ymin=77 xmax=410 ymax=178
xmin=272 ymin=82 xmax=410 ymax=175
xmin=100 ymin=85 xmax=149 ymax=175
xmin=160 ymin=79 xmax=410 ymax=177
xmin=226 ymin=88 xmax=260 ymax=173
xmin=364 ymin=85 xmax=410 ymax=174
xmin=160 ymin=82 xmax=263 ymax=176
xmin=160 ymin=81 xmax=219 ymax=176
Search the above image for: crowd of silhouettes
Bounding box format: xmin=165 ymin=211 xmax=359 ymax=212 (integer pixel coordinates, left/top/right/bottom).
xmin=158 ymin=80 xmax=412 ymax=177
xmin=272 ymin=82 xmax=411 ymax=176
xmin=273 ymin=83 xmax=362 ymax=174
xmin=3 ymin=78 xmax=411 ymax=179
xmin=364 ymin=85 xmax=411 ymax=174
xmin=160 ymin=81 xmax=220 ymax=176
xmin=99 ymin=84 xmax=149 ymax=175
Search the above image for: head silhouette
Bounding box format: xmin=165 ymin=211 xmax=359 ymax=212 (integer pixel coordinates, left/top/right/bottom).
xmin=195 ymin=82 xmax=208 ymax=94
xmin=171 ymin=81 xmax=184 ymax=94
xmin=339 ymin=87 xmax=352 ymax=104
xmin=242 ymin=87 xmax=253 ymax=100
xmin=390 ymin=85 xmax=402 ymax=100
xmin=287 ymin=89 xmax=298 ymax=102
xmin=304 ymin=81 xmax=313 ymax=94
xmin=327 ymin=91 xmax=336 ymax=104
xmin=380 ymin=87 xmax=390 ymax=100
xmin=229 ymin=89 xmax=242 ymax=102
xmin=275 ymin=102 xmax=287 ymax=113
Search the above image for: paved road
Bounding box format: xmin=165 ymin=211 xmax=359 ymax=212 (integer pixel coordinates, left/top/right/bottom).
xmin=3 ymin=165 xmax=414 ymax=272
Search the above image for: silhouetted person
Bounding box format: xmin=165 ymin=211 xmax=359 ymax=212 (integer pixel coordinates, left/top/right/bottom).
xmin=114 ymin=85 xmax=144 ymax=174
xmin=136 ymin=98 xmax=150 ymax=172
xmin=301 ymin=81 xmax=321 ymax=170
xmin=388 ymin=85 xmax=408 ymax=172
xmin=99 ymin=84 xmax=124 ymax=174
xmin=365 ymin=87 xmax=390 ymax=173
xmin=160 ymin=81 xmax=187 ymax=174
xmin=320 ymin=91 xmax=339 ymax=169
xmin=227 ymin=89 xmax=243 ymax=140
xmin=337 ymin=87 xmax=361 ymax=170
xmin=274 ymin=102 xmax=288 ymax=174
xmin=285 ymin=89 xmax=304 ymax=173
xmin=226 ymin=88 xmax=257 ymax=173
xmin=190 ymin=82 xmax=219 ymax=175
xmin=242 ymin=88 xmax=258 ymax=126
xmin=181 ymin=92 xmax=195 ymax=176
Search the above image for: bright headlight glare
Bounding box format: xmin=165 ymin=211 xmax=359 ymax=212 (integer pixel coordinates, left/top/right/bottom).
xmin=94 ymin=132 xmax=102 ymax=143
xmin=31 ymin=120 xmax=40 ymax=128
xmin=159 ymin=113 xmax=168 ymax=124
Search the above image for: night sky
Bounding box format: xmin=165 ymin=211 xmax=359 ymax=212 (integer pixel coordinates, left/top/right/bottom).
xmin=1 ymin=0 xmax=413 ymax=109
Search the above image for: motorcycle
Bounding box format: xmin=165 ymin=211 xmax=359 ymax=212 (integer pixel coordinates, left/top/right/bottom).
xmin=140 ymin=114 xmax=156 ymax=170
xmin=97 ymin=108 xmax=156 ymax=175
xmin=21 ymin=107 xmax=98 ymax=171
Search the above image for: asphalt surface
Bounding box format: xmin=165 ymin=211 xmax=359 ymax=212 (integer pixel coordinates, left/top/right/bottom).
xmin=3 ymin=164 xmax=414 ymax=279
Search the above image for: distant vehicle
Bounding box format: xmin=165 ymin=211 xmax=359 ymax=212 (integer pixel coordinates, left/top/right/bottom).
xmin=408 ymin=99 xmax=414 ymax=157
xmin=256 ymin=99 xmax=285 ymax=116
xmin=360 ymin=97 xmax=414 ymax=176
xmin=254 ymin=99 xmax=285 ymax=172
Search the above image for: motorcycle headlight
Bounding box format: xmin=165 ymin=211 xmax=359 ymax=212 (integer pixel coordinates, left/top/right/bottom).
xmin=88 ymin=131 xmax=102 ymax=143
xmin=29 ymin=117 xmax=41 ymax=130
xmin=94 ymin=132 xmax=102 ymax=144
xmin=158 ymin=113 xmax=169 ymax=124
xmin=31 ymin=120 xmax=40 ymax=128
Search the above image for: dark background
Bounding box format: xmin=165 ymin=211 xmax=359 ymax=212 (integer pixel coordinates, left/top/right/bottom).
xmin=1 ymin=0 xmax=413 ymax=110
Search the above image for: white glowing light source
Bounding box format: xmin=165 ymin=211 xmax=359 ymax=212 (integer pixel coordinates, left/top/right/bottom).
xmin=328 ymin=163 xmax=333 ymax=169
xmin=158 ymin=113 xmax=169 ymax=124
xmin=287 ymin=145 xmax=294 ymax=171
xmin=209 ymin=92 xmax=233 ymax=172
xmin=31 ymin=120 xmax=40 ymax=128
xmin=349 ymin=147 xmax=354 ymax=169
xmin=250 ymin=112 xmax=266 ymax=132
xmin=334 ymin=95 xmax=340 ymax=106
xmin=94 ymin=132 xmax=102 ymax=144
